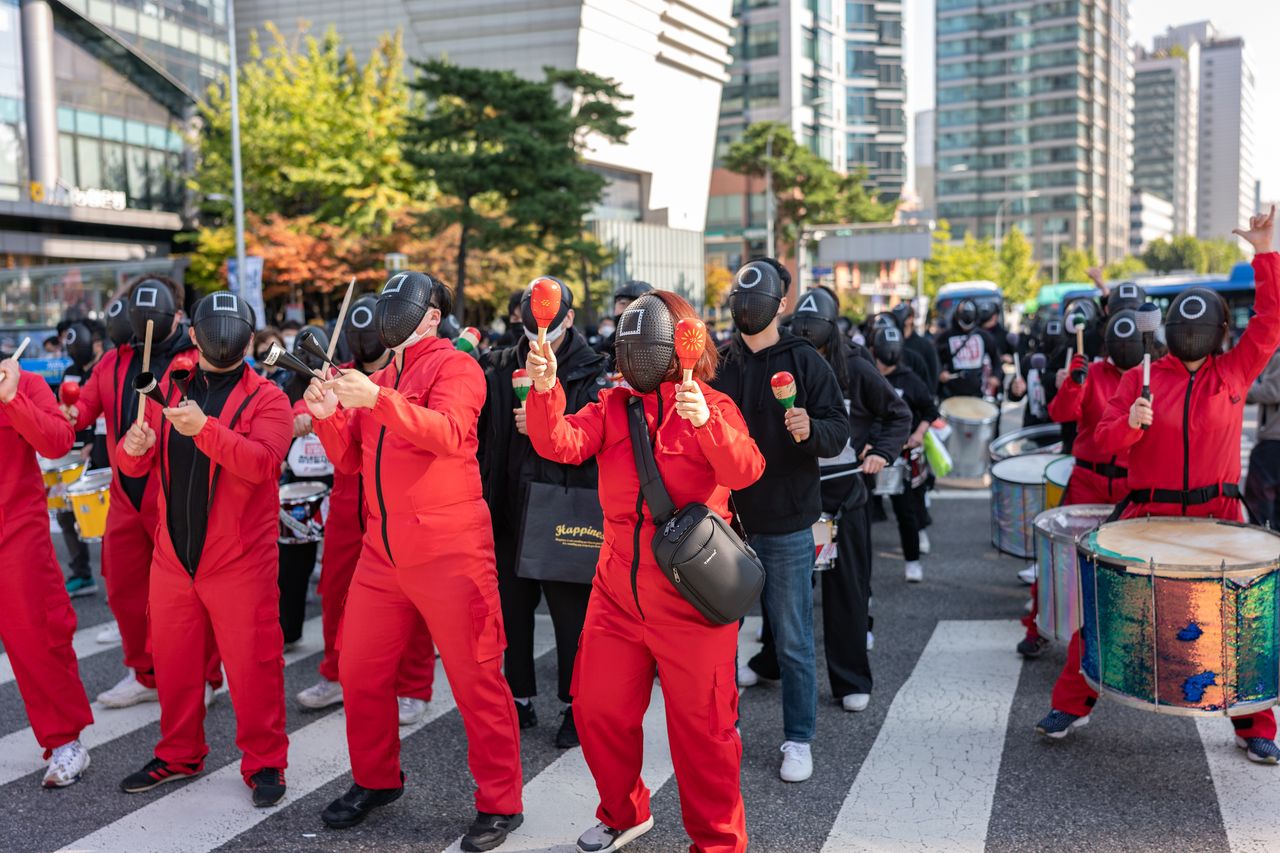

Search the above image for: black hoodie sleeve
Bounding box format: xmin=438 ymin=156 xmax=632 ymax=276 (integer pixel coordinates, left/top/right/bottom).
xmin=795 ymin=345 xmax=850 ymax=458
xmin=854 ymin=359 xmax=911 ymax=462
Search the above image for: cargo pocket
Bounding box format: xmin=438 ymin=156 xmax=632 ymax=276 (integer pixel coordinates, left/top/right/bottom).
xmin=710 ymin=662 xmax=740 ymax=738
xmin=471 ymin=590 xmax=506 ymax=663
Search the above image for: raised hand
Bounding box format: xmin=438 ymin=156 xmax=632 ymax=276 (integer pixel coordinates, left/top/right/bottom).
xmin=674 ymin=380 xmax=710 ymax=428
xmin=525 ymin=341 xmax=558 ymax=393
xmin=1233 ymin=205 xmax=1276 ymax=254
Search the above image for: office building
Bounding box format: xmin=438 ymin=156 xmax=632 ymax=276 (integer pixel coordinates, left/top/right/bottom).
xmin=934 ymin=0 xmax=1133 ymax=265
xmin=914 ymin=108 xmax=935 ymax=216
xmin=1130 ymin=191 xmax=1174 ymax=254
xmin=1132 ymin=44 xmax=1197 ymax=237
xmin=235 ymin=0 xmax=734 ymax=303
xmin=1153 ymin=21 xmax=1255 ymax=242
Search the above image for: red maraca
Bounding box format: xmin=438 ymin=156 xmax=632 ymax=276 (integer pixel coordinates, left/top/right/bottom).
xmin=529 ymin=277 xmax=563 ymax=349
xmin=771 ymin=371 xmax=801 ymax=443
xmin=674 ymin=317 xmax=707 ymax=384
xmin=59 ymin=379 xmax=81 ymax=407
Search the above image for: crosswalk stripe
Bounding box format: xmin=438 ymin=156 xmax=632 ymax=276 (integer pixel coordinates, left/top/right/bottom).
xmin=1196 ymin=717 xmax=1280 ymax=852
xmin=60 ymin=617 xmax=555 ymax=853
xmin=821 ymin=620 xmax=1024 ymax=852
xmin=0 ymin=617 xmax=322 ymax=788
xmin=0 ymin=619 xmax=121 ymax=687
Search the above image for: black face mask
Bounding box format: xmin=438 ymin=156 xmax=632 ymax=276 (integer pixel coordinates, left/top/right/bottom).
xmin=615 ymin=293 xmax=675 ymax=394
xmin=1107 ymin=282 xmax=1145 ymax=315
xmin=129 ymin=279 xmax=177 ymax=341
xmin=105 ymin=298 xmax=133 ymax=347
xmin=953 ymin=300 xmax=978 ymax=332
xmin=192 ymin=291 xmax=254 ymax=369
xmin=873 ymin=326 xmax=903 ymax=366
xmin=64 ymin=323 xmax=94 ymax=366
xmin=1165 ymin=287 xmax=1227 ymax=362
xmin=791 ymin=288 xmax=839 ymax=349
xmin=374 ymin=271 xmax=435 ymax=349
xmin=729 ymin=261 xmax=785 ymax=335
xmin=344 ymin=295 xmax=385 ymax=365
xmin=1104 ymin=310 xmax=1145 ymax=371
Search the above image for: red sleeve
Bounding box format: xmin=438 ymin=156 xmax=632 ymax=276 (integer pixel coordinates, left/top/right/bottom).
xmin=2 ymin=374 xmax=75 ymax=458
xmin=1219 ymin=252 xmax=1280 ymax=390
xmin=312 ymin=407 xmax=362 ymax=475
xmin=526 ymin=380 xmax=607 ymax=466
xmin=1093 ymin=366 xmax=1145 ymax=455
xmin=694 ymin=389 xmax=766 ymax=489
xmin=1048 ymin=373 xmax=1084 ymax=423
xmin=192 ymin=389 xmax=293 ymax=484
xmin=73 ymin=354 xmax=109 ymax=431
xmin=115 ymin=390 xmax=164 ymax=477
xmin=370 ymin=356 xmax=483 ymax=457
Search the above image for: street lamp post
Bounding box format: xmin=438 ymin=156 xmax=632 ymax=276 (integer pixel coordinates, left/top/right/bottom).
xmin=225 ymin=0 xmax=247 ymax=300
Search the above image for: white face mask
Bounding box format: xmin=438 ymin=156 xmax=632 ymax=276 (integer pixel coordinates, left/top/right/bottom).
xmin=524 ymin=322 xmax=566 ymax=345
xmin=391 ymin=311 xmax=439 ymax=354
xmin=282 ymin=333 xmax=297 ymax=352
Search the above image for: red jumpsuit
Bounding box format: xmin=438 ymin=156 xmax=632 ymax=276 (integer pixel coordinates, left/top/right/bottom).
xmin=526 ymin=379 xmax=765 ymax=853
xmin=312 ymin=336 xmax=521 ymax=811
xmin=305 ymin=385 xmax=435 ymax=696
xmin=74 ymin=344 xmax=221 ymax=690
xmin=1056 ymin=252 xmax=1280 ymax=738
xmin=0 ymin=372 xmax=93 ymax=754
xmin=118 ymin=367 xmax=293 ymax=782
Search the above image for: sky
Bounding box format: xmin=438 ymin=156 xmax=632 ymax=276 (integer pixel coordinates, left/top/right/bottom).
xmin=903 ymin=0 xmax=1278 ymax=204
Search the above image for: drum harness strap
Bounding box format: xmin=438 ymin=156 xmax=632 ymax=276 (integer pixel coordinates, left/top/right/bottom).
xmin=1075 ymin=458 xmax=1128 ymax=480
xmin=1107 ymin=482 xmax=1242 ymax=523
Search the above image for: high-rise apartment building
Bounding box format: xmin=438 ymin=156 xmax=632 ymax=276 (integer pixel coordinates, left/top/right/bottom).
xmin=1153 ymin=22 xmax=1254 ymax=242
xmin=705 ymin=0 xmax=907 ymax=275
xmin=914 ymin=108 xmax=936 ymax=216
xmin=1132 ymin=44 xmax=1197 ymax=237
xmin=934 ymin=0 xmax=1132 ymax=266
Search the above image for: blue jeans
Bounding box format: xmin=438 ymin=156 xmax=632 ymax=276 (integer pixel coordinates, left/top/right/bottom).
xmin=751 ymin=529 xmax=817 ymax=743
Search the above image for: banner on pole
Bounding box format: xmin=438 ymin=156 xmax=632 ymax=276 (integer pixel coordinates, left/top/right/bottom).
xmin=227 ymin=256 xmax=266 ymax=330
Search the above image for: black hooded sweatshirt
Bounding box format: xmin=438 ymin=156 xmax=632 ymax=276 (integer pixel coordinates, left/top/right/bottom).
xmin=120 ymin=323 xmax=197 ymax=511
xmin=712 ymin=329 xmax=850 ymax=534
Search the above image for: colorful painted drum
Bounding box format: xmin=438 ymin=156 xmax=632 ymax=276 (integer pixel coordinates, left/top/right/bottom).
xmin=66 ymin=469 xmax=112 ymax=541
xmin=278 ymin=481 xmax=330 ymax=544
xmin=40 ymin=452 xmax=86 ymax=511
xmin=990 ymin=453 xmax=1061 ymax=557
xmin=1033 ymin=504 xmax=1111 ymax=642
xmin=1079 ymin=517 xmax=1280 ymax=717
xmin=988 ymin=423 xmax=1063 ymax=464
xmin=939 ymin=396 xmax=999 ymax=479
xmin=1043 ymin=456 xmax=1076 ymax=510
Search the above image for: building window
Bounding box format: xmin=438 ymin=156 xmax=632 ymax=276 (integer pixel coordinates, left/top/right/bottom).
xmin=847 ymin=46 xmax=877 ymax=77
xmin=734 ymin=21 xmax=780 ymax=60
xmin=846 ymin=0 xmax=874 ymax=30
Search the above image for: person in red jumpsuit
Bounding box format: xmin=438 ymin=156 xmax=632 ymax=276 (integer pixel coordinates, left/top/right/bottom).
xmin=116 ymin=290 xmax=292 ymax=805
xmin=0 ymin=352 xmax=94 ymax=788
xmin=305 ymin=272 xmax=523 ymax=852
xmin=525 ymin=290 xmax=766 ymax=853
xmin=65 ymin=277 xmax=223 ymax=709
xmin=1035 ymin=208 xmax=1280 ymax=763
xmin=293 ymin=294 xmax=436 ymax=720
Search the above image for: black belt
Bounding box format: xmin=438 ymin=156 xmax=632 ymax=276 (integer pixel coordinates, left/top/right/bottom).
xmin=1076 ymin=458 xmax=1128 ymax=479
xmin=1107 ymin=482 xmax=1242 ymax=523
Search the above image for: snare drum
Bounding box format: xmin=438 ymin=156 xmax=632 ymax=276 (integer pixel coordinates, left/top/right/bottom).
xmin=988 ymin=423 xmax=1063 ymax=464
xmin=939 ymin=397 xmax=999 ymax=479
xmin=813 ymin=514 xmax=837 ymax=572
xmin=990 ymin=453 xmax=1061 ymax=557
xmin=40 ymin=453 xmax=87 ymax=511
xmin=1033 ymin=504 xmax=1110 ymax=642
xmin=1079 ymin=517 xmax=1280 ymax=717
xmin=66 ymin=469 xmax=112 ymax=541
xmin=279 ymin=481 xmax=330 ymax=544
xmin=1043 ymin=456 xmax=1076 ymax=510
xmin=872 ymin=459 xmax=907 ymax=496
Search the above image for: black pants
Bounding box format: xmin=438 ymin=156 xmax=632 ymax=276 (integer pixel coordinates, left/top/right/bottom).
xmin=890 ymin=484 xmax=927 ymax=562
xmin=278 ymin=541 xmax=318 ymax=643
xmin=495 ymin=530 xmax=591 ymax=704
xmin=1246 ymin=440 xmax=1280 ymax=529
xmin=58 ymin=509 xmax=92 ymax=580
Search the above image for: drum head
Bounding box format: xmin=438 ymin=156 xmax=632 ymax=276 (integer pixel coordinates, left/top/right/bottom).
xmin=991 ymin=453 xmax=1060 ymax=485
xmin=1085 ymin=518 xmax=1280 ymax=574
xmin=40 ymin=453 xmax=83 ymax=473
xmin=1034 ymin=504 xmax=1111 ymax=542
xmin=67 ymin=468 xmax=113 ymax=494
xmin=940 ymin=396 xmax=999 ymax=422
xmin=280 ymin=481 xmax=329 ymax=501
xmin=1044 ymin=456 xmax=1075 ymax=488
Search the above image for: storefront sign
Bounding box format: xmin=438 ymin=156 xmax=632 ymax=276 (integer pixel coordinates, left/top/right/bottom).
xmin=31 ymin=181 xmax=128 ymax=211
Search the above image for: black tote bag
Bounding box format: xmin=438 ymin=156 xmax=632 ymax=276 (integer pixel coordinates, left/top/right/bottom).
xmin=515 ymin=481 xmax=604 ymax=584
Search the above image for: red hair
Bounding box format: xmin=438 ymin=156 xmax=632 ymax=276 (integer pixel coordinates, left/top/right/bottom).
xmin=650 ymin=290 xmax=719 ymax=383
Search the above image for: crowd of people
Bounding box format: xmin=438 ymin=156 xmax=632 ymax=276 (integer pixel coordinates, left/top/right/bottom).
xmin=1 ymin=207 xmax=1277 ymax=853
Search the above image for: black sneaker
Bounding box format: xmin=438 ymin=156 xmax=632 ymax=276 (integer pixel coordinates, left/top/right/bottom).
xmin=555 ymin=706 xmax=579 ymax=749
xmin=120 ymin=757 xmax=201 ymax=793
xmin=1237 ymin=736 xmax=1280 ymax=765
xmin=515 ymin=700 xmax=538 ymax=730
xmin=250 ymin=767 xmax=286 ymax=807
xmin=1035 ymin=709 xmax=1089 ymax=739
xmin=1016 ymin=636 xmax=1051 ymax=659
xmin=320 ymin=774 xmax=405 ymax=828
xmin=461 ymin=812 xmax=524 ymax=852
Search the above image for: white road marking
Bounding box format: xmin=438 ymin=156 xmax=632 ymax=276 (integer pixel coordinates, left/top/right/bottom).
xmin=1197 ymin=717 xmax=1280 ymax=853
xmin=0 ymin=618 xmax=121 ymax=686
xmin=821 ymin=620 xmax=1024 ymax=852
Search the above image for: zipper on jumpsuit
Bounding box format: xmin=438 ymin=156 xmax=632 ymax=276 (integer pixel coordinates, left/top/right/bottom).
xmin=375 ymin=360 xmax=405 ymax=564
xmin=630 ymin=392 xmax=665 ymax=621
xmin=1181 ymin=371 xmax=1194 ymax=516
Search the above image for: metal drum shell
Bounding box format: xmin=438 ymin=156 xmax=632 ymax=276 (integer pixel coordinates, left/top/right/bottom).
xmin=66 ymin=468 xmax=113 ymax=541
xmin=1078 ymin=517 xmax=1280 ymax=718
xmin=872 ymin=460 xmax=907 ymax=496
xmin=1043 ymin=456 xmax=1076 ymax=510
xmin=989 ymin=453 xmax=1060 ymax=558
xmin=278 ymin=481 xmax=331 ymax=545
xmin=40 ymin=453 xmax=87 ymax=512
xmin=989 ymin=423 xmax=1063 ymax=464
xmin=1033 ymin=504 xmax=1111 ymax=642
xmin=939 ymin=396 xmax=999 ymax=479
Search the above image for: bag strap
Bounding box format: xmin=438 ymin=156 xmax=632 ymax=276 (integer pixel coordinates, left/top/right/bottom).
xmin=626 ymin=395 xmax=677 ymax=524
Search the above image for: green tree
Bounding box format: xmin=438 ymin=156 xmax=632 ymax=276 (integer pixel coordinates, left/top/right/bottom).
xmin=1104 ymin=255 xmax=1148 ymax=280
xmin=194 ymin=24 xmax=419 ymax=236
xmin=922 ymin=220 xmax=999 ymax=298
xmin=1202 ymin=238 xmax=1246 ymax=273
xmin=1058 ymin=246 xmax=1098 ymax=283
xmin=405 ymin=60 xmax=632 ymax=318
xmin=998 ymin=226 xmax=1040 ymax=303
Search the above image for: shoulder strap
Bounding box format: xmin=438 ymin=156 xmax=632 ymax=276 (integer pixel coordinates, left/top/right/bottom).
xmin=626 ymin=395 xmax=677 ymax=524
xmin=207 ymin=386 xmax=262 ymax=505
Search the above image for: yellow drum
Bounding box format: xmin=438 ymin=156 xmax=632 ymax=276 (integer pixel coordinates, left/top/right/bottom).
xmin=40 ymin=452 xmax=87 ymax=511
xmin=1043 ymin=456 xmax=1075 ymax=510
xmin=66 ymin=469 xmax=112 ymax=541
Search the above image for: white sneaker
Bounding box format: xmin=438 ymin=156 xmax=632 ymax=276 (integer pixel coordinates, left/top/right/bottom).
xmin=42 ymin=739 xmax=90 ymax=788
xmin=842 ymin=693 xmax=871 ymax=713
xmin=97 ymin=672 xmax=158 ymax=709
xmin=205 ymin=683 xmax=218 ymax=708
xmin=297 ymin=679 xmax=344 ymax=710
xmin=905 ymin=561 xmax=924 ymax=583
xmin=398 ymin=696 xmax=428 ymax=726
xmin=1018 ymin=565 xmax=1037 ymax=585
xmin=95 ymin=621 xmax=121 ymax=644
xmin=736 ymin=664 xmax=759 ymax=688
xmin=918 ymin=530 xmax=931 ymax=554
xmin=779 ymin=741 xmax=813 ymax=782
xmin=576 ymin=815 xmax=655 ymax=852
xmin=866 ymin=630 xmax=875 ymax=650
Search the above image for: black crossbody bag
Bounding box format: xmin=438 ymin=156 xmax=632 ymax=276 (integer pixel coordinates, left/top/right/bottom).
xmin=626 ymin=396 xmax=765 ymax=625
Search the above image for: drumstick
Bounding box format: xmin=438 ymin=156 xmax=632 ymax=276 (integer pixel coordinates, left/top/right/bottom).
xmin=1075 ymin=324 xmax=1085 ymax=357
xmin=0 ymin=337 xmax=29 ymax=381
xmin=327 ymin=277 xmax=356 ymax=363
xmin=1141 ymin=353 xmax=1151 ymax=431
xmin=136 ymin=319 xmax=154 ymax=426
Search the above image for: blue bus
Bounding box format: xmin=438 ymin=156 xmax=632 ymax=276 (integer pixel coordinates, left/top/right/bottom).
xmin=1119 ymin=262 xmax=1256 ymax=341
